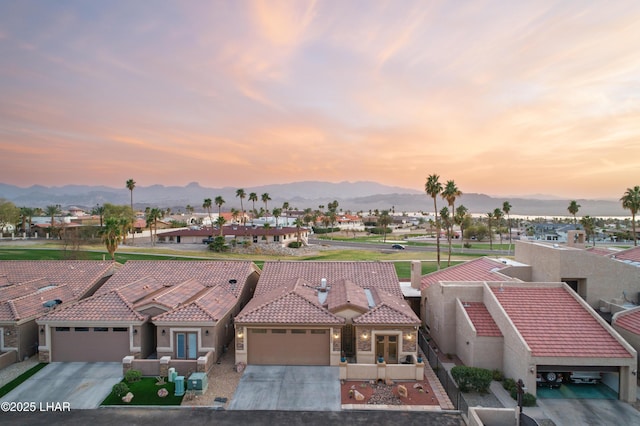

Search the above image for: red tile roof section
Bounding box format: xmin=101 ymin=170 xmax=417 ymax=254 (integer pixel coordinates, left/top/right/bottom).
xmin=491 ymin=286 xmax=632 ymax=358
xmin=611 ymin=246 xmax=640 ymax=263
xmin=420 ymin=258 xmax=516 ymax=290
xmin=614 ymin=309 xmax=640 ymax=335
xmin=39 ymin=290 xmax=146 ymax=322
xmin=463 ymin=302 xmax=502 ymax=337
xmin=326 ymin=279 xmax=370 ymax=313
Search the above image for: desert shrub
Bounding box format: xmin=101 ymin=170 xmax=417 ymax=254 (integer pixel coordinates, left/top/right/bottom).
xmin=368 ymin=227 xmax=392 ymax=235
xmin=502 ymin=378 xmax=516 ymax=392
xmin=112 ymin=382 xmax=129 ymax=397
xmin=492 ymin=369 xmax=504 ymax=382
xmin=288 ymin=242 xmax=302 ymax=248
xmin=208 ymin=236 xmax=227 ymax=252
xmin=125 ymin=369 xmax=142 ymax=383
xmin=522 ymin=392 xmax=537 ymax=407
xmin=451 ymin=366 xmax=493 ymax=393
xmin=312 ymin=227 xmax=340 ymax=234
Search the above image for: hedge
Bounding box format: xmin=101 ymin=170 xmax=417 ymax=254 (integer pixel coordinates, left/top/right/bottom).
xmin=451 ymin=366 xmax=493 ymax=393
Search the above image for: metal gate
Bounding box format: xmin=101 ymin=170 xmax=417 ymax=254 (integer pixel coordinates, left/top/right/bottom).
xmin=342 ymin=324 xmax=355 ymax=357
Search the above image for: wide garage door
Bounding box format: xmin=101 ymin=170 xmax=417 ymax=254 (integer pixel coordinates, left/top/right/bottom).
xmin=248 ymin=328 xmax=330 ymax=365
xmin=51 ymin=327 xmax=129 ymax=362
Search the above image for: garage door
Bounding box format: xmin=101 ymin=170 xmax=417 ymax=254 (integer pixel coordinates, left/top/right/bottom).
xmin=248 ymin=328 xmax=330 ymax=365
xmin=51 ymin=327 xmax=130 ymax=362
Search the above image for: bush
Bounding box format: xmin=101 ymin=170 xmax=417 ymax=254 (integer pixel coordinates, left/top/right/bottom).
xmin=125 ymin=369 xmax=142 ymax=383
xmin=503 ymin=378 xmax=516 ymax=392
xmin=522 ymin=392 xmax=537 ymax=407
xmin=368 ymin=227 xmax=392 ymax=235
xmin=288 ymin=242 xmax=302 ymax=248
xmin=311 ymin=227 xmax=340 ymax=234
xmin=112 ymin=382 xmax=129 ymax=397
xmin=208 ymin=236 xmax=228 ymax=252
xmin=492 ymin=369 xmax=504 ymax=382
xmin=451 ymin=366 xmax=493 ymax=393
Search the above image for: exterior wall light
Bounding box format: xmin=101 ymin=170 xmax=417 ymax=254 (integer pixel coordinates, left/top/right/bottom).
xmin=237 ymin=331 xmax=243 ymax=338
xmin=161 ymin=329 xmax=166 ymax=336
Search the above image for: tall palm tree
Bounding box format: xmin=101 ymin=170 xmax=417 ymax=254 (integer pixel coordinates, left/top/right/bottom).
xmin=502 ymin=201 xmax=512 ymax=253
xmin=294 ymin=217 xmax=304 ymax=245
xmin=455 ymin=205 xmax=468 ymax=254
xmin=282 ymin=202 xmax=290 ymax=218
xmin=249 ymin=192 xmax=258 ymax=220
xmin=126 ymin=179 xmax=136 ymax=243
xmin=236 ymin=189 xmax=246 ymax=225
xmin=425 ymin=174 xmax=443 ymax=269
xmin=493 ymin=208 xmax=504 ymax=248
xmin=621 ymin=186 xmax=640 ymax=246
xmin=263 ymin=223 xmax=271 ymax=244
xmin=215 ymin=216 xmax=226 ymax=236
xmin=567 ymin=200 xmax=581 ymax=226
xmin=214 ymin=196 xmax=225 ymax=217
xmin=145 ymin=207 xmax=163 ymax=247
xmin=580 ymin=215 xmax=596 ymax=245
xmin=486 ymin=211 xmax=494 ymax=250
xmin=440 ymin=207 xmax=453 ymax=265
xmin=203 ymin=198 xmax=212 ymax=236
xmin=261 ymin=193 xmax=271 ymax=218
xmin=441 ymin=180 xmax=461 ymax=266
xmin=230 ymin=208 xmax=240 ymax=224
xmin=378 ymin=211 xmax=392 ymax=243
xmin=272 ymin=207 xmax=282 ymax=227
xmin=44 ymin=204 xmax=62 ymax=236
xmin=19 ymin=207 xmax=34 ymax=236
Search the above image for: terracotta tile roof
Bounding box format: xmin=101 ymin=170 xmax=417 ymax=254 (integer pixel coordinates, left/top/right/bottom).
xmin=614 ymin=308 xmax=640 ymax=335
xmin=491 ymin=286 xmax=633 ymax=358
xmin=134 ymin=278 xmax=206 ymax=310
xmin=117 ymin=276 xmax=166 ymax=304
xmin=154 ymin=285 xmax=236 ymax=323
xmin=256 ymin=261 xmax=402 ymax=297
xmin=611 ymin=246 xmax=640 ymax=264
xmin=98 ymin=261 xmax=255 ymax=298
xmin=420 ymin=258 xmax=516 ymax=290
xmin=462 ymin=302 xmax=502 ymax=337
xmin=38 ymin=290 xmax=145 ymax=322
xmin=0 ymin=261 xmax=117 ymax=322
xmin=585 ymin=247 xmax=620 ymax=257
xmin=236 ymin=278 xmax=345 ymax=325
xmin=326 ymin=279 xmax=369 ymax=313
xmin=352 ymin=288 xmax=420 ymax=325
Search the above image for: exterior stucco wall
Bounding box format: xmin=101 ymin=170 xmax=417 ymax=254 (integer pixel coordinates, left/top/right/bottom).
xmin=514 ymin=241 xmax=640 ymax=308
xmin=455 ymin=300 xmax=503 ymax=370
xmin=424 ymin=283 xmax=484 ymax=354
xmin=612 ymin=325 xmax=640 ymax=371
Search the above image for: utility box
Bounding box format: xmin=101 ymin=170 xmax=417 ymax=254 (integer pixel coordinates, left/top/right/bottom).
xmin=174 ymin=376 xmax=185 ymax=396
xmin=187 ymin=372 xmax=208 ymax=395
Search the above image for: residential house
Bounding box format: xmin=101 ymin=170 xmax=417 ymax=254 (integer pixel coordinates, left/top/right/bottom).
xmin=36 ymin=261 xmax=259 ymax=365
xmin=235 ymin=261 xmax=420 ymax=368
xmin=157 ymin=225 xmax=309 ymax=247
xmin=0 ymin=261 xmax=118 ymax=367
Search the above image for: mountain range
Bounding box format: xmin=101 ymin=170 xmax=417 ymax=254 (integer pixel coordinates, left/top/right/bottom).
xmin=0 ymin=181 xmax=629 ymax=217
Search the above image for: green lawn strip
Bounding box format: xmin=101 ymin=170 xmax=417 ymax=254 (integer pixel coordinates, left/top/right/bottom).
xmin=0 ymin=363 xmax=47 ymax=398
xmin=394 ymin=261 xmax=463 ymax=279
xmin=101 ymin=378 xmax=183 ymax=406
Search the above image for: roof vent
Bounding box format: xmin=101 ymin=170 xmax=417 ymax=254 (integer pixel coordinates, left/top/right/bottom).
xmin=42 ymin=299 xmax=63 ymax=308
xmin=229 ymin=279 xmax=237 ymax=285
xmin=364 ymin=289 xmax=376 ymax=308
xmin=319 ymin=278 xmax=328 ymax=292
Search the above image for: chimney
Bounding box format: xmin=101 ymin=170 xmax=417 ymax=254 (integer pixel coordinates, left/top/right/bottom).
xmin=410 ymin=261 xmax=421 ymax=290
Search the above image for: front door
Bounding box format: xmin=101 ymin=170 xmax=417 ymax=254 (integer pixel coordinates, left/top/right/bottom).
xmin=341 ymin=324 xmax=355 ymax=357
xmin=176 ymin=332 xmax=198 ymax=359
xmin=376 ymin=335 xmax=398 ymax=364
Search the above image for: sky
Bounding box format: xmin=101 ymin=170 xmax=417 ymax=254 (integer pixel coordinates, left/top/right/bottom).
xmin=1 ymin=0 xmax=639 ymax=199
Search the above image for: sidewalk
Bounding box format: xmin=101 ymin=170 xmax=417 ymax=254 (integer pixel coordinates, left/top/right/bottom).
xmin=0 ymin=355 xmax=38 ymax=387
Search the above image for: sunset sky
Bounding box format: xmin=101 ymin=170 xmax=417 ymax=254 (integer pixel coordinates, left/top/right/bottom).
xmin=1 ymin=1 xmax=639 ymax=199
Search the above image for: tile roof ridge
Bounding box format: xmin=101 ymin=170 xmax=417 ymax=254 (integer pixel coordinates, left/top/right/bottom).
xmin=9 ymin=283 xmax=69 ymax=303
xmin=7 ymin=299 xmax=19 ymax=320
xmin=113 ymin=289 xmax=147 ymax=322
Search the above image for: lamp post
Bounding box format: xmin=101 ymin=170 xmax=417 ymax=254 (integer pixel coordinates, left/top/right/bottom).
xmin=516 ymin=378 xmax=526 ymax=418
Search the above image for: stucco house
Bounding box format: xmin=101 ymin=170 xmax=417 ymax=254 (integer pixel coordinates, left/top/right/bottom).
xmin=158 ymin=225 xmax=309 ymax=247
xmin=0 ymin=260 xmax=118 ymax=367
xmin=235 ymin=261 xmax=421 ymax=368
xmin=36 ymin=261 xmax=259 ymax=365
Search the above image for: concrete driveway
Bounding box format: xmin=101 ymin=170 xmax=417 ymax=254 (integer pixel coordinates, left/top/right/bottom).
xmin=0 ymin=362 xmax=122 ymax=409
xmin=538 ymin=398 xmax=640 ymax=425
xmin=228 ymin=366 xmax=340 ymax=411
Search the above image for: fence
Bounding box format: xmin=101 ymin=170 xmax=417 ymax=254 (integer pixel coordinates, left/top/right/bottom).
xmin=520 ymin=413 xmax=540 ymax=426
xmin=418 ymin=329 xmax=470 ymax=413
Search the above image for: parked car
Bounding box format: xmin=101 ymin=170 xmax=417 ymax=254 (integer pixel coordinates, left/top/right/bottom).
xmin=569 ymin=371 xmax=601 ymax=384
xmin=202 ymin=237 xmax=215 ymax=244
xmin=391 ymin=244 xmax=405 ymax=250
xmin=536 ymin=372 xmax=563 ymax=388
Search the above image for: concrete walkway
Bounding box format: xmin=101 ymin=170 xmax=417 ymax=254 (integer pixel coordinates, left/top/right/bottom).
xmin=0 ymin=362 xmax=122 ymax=409
xmin=228 ymin=366 xmax=340 ymax=411
xmin=0 ymin=355 xmax=39 ymax=387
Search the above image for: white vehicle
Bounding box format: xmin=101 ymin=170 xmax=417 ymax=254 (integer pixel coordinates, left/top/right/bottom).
xmin=569 ymin=371 xmax=601 ymax=384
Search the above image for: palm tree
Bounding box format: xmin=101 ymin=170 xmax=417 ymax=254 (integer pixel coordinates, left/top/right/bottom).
xmin=282 ymin=202 xmax=290 ymax=217
xmin=145 ymin=207 xmax=163 ymax=246
xmin=494 ymin=208 xmax=504 ymax=248
xmin=263 ymin=223 xmax=271 ymax=244
xmin=203 ymin=198 xmax=212 ymax=235
xmin=567 ymin=200 xmax=581 ymax=226
xmin=455 ymin=205 xmax=468 ymax=254
xmin=261 ymin=193 xmax=271 ymax=218
xmin=215 ymin=216 xmax=226 ymax=236
xmin=185 ymin=205 xmax=194 ymax=215
xmin=236 ymin=189 xmax=246 ymax=225
xmin=249 ymin=192 xmax=258 ymax=220
xmin=441 ymin=180 xmax=461 ymax=266
xmin=425 ymin=174 xmax=443 ymax=269
xmin=502 ymin=201 xmax=512 ymax=253
xmin=294 ymin=217 xmax=304 ymax=245
xmin=486 ymin=211 xmax=494 ymax=250
xmin=272 ymin=207 xmax=282 ymax=227
xmin=621 ymin=186 xmax=640 ymax=246
xmin=126 ymin=179 xmax=136 ymax=243
xmin=440 ymin=207 xmax=453 ymax=265
xmin=214 ymin=196 xmax=225 ymax=218
xmin=230 ymin=208 xmax=240 ymax=224
xmin=580 ymin=215 xmax=596 ymax=245
xmin=101 ymin=217 xmax=124 ymax=260
xmin=19 ymin=207 xmax=34 ymax=236
xmin=44 ymin=204 xmax=62 ymax=237
xmin=378 ymin=211 xmax=392 ymax=243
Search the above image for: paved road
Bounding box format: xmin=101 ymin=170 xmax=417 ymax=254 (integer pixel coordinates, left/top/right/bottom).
xmin=310 ymin=238 xmax=512 ymax=256
xmin=0 ymin=362 xmax=122 ymax=409
xmin=1 ymin=408 xmax=465 ymax=426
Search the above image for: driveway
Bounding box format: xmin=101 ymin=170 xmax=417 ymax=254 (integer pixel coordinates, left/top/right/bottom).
xmin=537 ymin=398 xmax=640 ymax=426
xmin=228 ymin=366 xmax=340 ymax=411
xmin=0 ymin=362 xmax=122 ymax=409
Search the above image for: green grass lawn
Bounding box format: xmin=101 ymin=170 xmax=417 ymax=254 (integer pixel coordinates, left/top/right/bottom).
xmin=101 ymin=378 xmax=184 ymax=406
xmin=0 ymin=363 xmax=47 ymax=398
